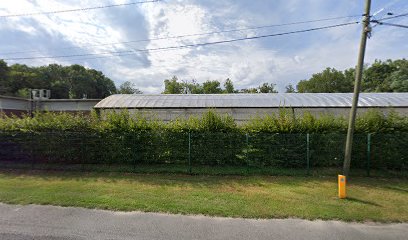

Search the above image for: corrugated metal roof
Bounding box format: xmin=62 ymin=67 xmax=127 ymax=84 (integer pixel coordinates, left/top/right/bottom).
xmin=94 ymin=93 xmax=408 ymax=109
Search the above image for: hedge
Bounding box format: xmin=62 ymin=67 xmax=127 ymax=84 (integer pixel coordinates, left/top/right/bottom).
xmin=0 ymin=109 xmax=407 ymax=171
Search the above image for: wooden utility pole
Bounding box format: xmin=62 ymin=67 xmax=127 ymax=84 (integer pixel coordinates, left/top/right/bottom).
xmin=343 ymin=0 xmax=372 ymax=177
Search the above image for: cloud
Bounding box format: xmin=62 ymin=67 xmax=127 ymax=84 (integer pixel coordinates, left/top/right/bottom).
xmin=0 ymin=0 xmax=407 ymax=93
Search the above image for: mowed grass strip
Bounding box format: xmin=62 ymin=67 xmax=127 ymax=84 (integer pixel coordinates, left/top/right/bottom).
xmin=0 ymin=170 xmax=407 ymax=222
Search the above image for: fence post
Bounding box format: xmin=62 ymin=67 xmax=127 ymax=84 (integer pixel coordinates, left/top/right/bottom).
xmin=366 ymin=133 xmax=371 ymax=177
xmin=188 ymin=132 xmax=192 ymax=175
xmin=133 ymin=133 xmax=137 ymax=173
xmin=245 ymin=133 xmax=249 ymax=174
xmin=306 ymin=133 xmax=310 ymax=175
xmin=30 ymin=133 xmax=35 ymax=170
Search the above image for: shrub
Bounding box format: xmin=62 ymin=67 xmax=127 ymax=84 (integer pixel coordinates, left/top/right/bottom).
xmin=0 ymin=109 xmax=407 ymax=170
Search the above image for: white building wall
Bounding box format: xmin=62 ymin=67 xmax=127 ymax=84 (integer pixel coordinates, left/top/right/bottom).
xmin=100 ymin=107 xmax=408 ymax=123
xmin=0 ymin=95 xmax=99 ymax=114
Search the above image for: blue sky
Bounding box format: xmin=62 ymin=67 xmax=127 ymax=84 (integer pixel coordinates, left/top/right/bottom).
xmin=0 ymin=0 xmax=407 ymax=93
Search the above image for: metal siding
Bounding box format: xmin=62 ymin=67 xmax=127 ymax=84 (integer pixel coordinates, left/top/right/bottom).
xmin=94 ymin=93 xmax=408 ymax=109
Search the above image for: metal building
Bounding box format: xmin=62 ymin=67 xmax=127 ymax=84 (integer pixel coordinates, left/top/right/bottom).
xmin=94 ymin=93 xmax=408 ymax=122
xmin=0 ymin=95 xmax=100 ymax=116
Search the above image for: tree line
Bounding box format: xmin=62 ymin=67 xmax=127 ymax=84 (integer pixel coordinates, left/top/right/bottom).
xmin=164 ymin=59 xmax=407 ymax=94
xmin=162 ymin=76 xmax=278 ymax=94
xmin=297 ymin=59 xmax=408 ymax=93
xmin=0 ymin=60 xmax=140 ymax=99
xmin=1 ymin=58 xmax=406 ymax=99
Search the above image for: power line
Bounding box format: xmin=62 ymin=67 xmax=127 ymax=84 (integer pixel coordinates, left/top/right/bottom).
xmin=371 ymin=11 xmax=408 ymax=28
xmin=0 ymin=0 xmax=160 ymax=18
xmin=3 ymin=21 xmax=359 ymax=61
xmin=376 ymin=12 xmax=408 ymax=21
xmin=372 ymin=0 xmax=402 ymax=17
xmin=0 ymin=14 xmax=361 ymax=56
xmin=372 ymin=21 xmax=408 ymax=29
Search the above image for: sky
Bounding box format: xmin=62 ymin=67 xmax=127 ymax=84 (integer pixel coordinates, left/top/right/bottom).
xmin=0 ymin=0 xmax=407 ymax=93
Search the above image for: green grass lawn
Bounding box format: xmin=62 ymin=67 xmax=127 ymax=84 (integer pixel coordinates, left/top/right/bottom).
xmin=0 ymin=170 xmax=407 ymax=222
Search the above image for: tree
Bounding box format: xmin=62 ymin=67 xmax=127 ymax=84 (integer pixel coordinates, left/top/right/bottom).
xmin=285 ymin=84 xmax=296 ymax=93
xmin=362 ymin=59 xmax=396 ymax=92
xmin=389 ymin=62 xmax=408 ymax=92
xmin=161 ymin=76 xmax=284 ymax=94
xmin=297 ymin=67 xmax=353 ymax=93
xmin=163 ymin=76 xmax=183 ymax=94
xmin=0 ymin=60 xmax=10 ymax=95
xmin=16 ymin=88 xmax=30 ymax=98
xmin=7 ymin=64 xmax=41 ymax=95
xmin=0 ymin=60 xmax=8 ymax=78
xmin=223 ymin=78 xmax=236 ymax=93
xmin=202 ymin=80 xmax=222 ymax=94
xmin=0 ymin=60 xmax=117 ymax=99
xmin=182 ymin=79 xmax=204 ymax=94
xmin=258 ymin=82 xmax=278 ymax=93
xmin=117 ymin=81 xmax=142 ymax=94
xmin=239 ymin=88 xmax=258 ymax=93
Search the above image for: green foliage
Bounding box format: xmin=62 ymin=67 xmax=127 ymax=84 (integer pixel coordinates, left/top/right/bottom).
xmin=242 ymin=109 xmax=406 ymax=134
xmin=202 ymin=80 xmax=223 ymax=94
xmin=362 ymin=60 xmax=394 ymax=92
xmin=184 ymin=79 xmax=204 ymax=94
xmin=285 ymin=84 xmax=296 ymax=93
xmin=0 ymin=60 xmax=9 ymax=95
xmin=0 ymin=111 xmax=95 ymax=132
xmin=165 ymin=110 xmax=237 ymax=133
xmin=0 ymin=61 xmax=116 ymax=99
xmin=242 ymin=109 xmax=347 ymax=133
xmin=16 ymin=88 xmax=30 ymax=98
xmin=0 ymin=109 xmax=407 ymax=170
xmin=101 ymin=110 xmax=162 ymax=132
xmin=297 ymin=68 xmax=353 ymax=93
xmin=117 ymin=81 xmax=142 ymax=94
xmin=162 ymin=76 xmax=279 ymax=94
xmin=258 ymin=83 xmax=278 ymax=93
xmin=1 ymin=109 xmax=407 ymax=134
xmin=223 ymin=78 xmax=236 ymax=93
xmin=355 ymin=110 xmax=408 ymax=133
xmin=239 ymin=87 xmax=258 ymax=93
xmin=297 ymin=59 xmax=408 ymax=93
xmin=197 ymin=110 xmax=237 ymax=132
xmin=162 ymin=76 xmax=183 ymax=94
xmin=389 ymin=62 xmax=408 ymax=92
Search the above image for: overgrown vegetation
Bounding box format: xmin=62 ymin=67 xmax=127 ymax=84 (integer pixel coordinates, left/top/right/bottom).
xmin=1 ymin=108 xmax=407 ymax=133
xmin=0 ymin=110 xmax=407 ymax=172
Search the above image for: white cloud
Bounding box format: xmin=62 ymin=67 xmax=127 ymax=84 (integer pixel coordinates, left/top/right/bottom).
xmin=1 ymin=0 xmax=408 ymax=94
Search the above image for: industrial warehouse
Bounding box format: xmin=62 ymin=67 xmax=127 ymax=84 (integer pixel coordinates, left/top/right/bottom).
xmin=1 ymin=92 xmax=408 ymax=121
xmin=95 ymin=93 xmax=408 ymax=122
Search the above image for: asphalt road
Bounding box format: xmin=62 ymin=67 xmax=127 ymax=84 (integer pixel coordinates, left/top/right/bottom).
xmin=0 ymin=203 xmax=406 ymax=240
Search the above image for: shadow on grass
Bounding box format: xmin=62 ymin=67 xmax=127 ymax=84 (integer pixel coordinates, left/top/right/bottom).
xmin=345 ymin=197 xmax=383 ymax=207
xmin=384 ymin=186 xmax=408 ymax=193
xmin=0 ymin=168 xmax=316 ymax=188
xmin=0 ymin=167 xmax=406 ymax=190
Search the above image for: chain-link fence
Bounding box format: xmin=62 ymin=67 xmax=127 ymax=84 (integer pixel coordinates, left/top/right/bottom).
xmin=0 ymin=131 xmax=406 ymax=176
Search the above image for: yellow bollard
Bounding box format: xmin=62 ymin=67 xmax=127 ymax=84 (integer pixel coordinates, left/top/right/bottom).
xmin=338 ymin=175 xmax=346 ymax=199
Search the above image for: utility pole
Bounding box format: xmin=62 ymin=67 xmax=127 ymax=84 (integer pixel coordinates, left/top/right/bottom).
xmin=343 ymin=0 xmax=372 ymax=177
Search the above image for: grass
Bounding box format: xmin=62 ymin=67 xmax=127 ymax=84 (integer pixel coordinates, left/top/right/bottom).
xmin=1 ymin=162 xmax=406 ymax=177
xmin=0 ymin=169 xmax=407 ymax=222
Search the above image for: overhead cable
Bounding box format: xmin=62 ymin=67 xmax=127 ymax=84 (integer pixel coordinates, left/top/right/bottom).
xmin=372 ymin=20 xmax=408 ymax=29
xmin=0 ymin=0 xmax=160 ymax=18
xmin=3 ymin=21 xmax=359 ymax=61
xmin=0 ymin=14 xmax=362 ymax=56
